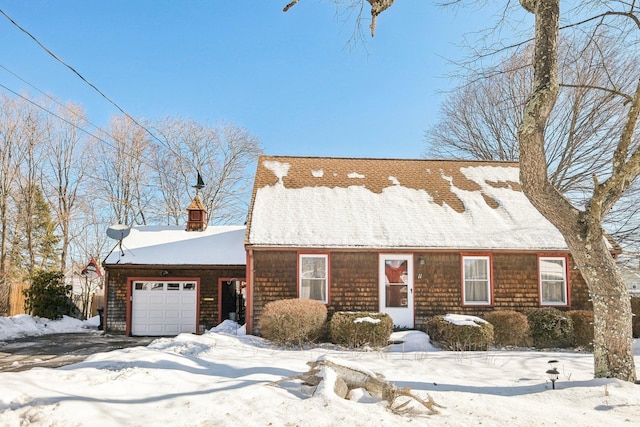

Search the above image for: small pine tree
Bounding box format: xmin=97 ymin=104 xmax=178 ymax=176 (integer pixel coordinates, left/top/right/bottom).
xmin=31 ymin=186 xmax=61 ymax=271
xmin=23 ymin=270 xmax=75 ymax=320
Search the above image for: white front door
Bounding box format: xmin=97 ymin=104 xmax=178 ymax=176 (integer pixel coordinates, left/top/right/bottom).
xmin=379 ymin=254 xmax=414 ymax=328
xmin=132 ymin=281 xmax=197 ymax=336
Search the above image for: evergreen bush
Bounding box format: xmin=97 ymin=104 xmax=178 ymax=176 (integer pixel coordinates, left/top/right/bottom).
xmin=425 ymin=314 xmax=494 ymax=351
xmin=258 ymin=298 xmax=327 ymax=346
xmin=525 ymin=308 xmax=574 ymax=349
xmin=23 ymin=270 xmax=75 ymax=320
xmin=567 ymin=310 xmax=594 ymax=349
xmin=483 ymin=310 xmax=531 ymax=347
xmin=328 ymin=311 xmax=393 ymax=348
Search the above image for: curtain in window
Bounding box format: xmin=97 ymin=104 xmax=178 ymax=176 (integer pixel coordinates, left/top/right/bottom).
xmin=540 ymin=258 xmax=566 ymax=303
xmin=464 ymin=258 xmax=488 ymax=302
xmin=300 ymin=256 xmax=327 ymax=301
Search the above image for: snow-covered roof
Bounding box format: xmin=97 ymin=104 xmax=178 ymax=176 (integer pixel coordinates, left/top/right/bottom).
xmin=246 ymin=156 xmax=570 ymax=251
xmin=104 ymin=225 xmax=246 ymax=266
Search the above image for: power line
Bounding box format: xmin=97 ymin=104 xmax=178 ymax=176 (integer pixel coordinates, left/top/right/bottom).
xmin=0 ymin=82 xmax=111 ymax=147
xmin=0 ymin=7 xmax=165 ymax=147
xmin=0 ymin=63 xmax=117 ymax=143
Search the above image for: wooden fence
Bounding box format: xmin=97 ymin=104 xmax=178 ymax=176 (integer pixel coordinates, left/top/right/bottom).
xmin=9 ymin=283 xmax=28 ymax=316
xmin=90 ymin=293 xmax=105 ymax=317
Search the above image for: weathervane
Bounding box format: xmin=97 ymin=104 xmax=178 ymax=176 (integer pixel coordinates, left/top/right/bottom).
xmin=193 ymin=170 xmax=205 ymax=193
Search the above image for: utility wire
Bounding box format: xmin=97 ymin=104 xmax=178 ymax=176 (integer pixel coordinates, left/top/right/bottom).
xmin=0 ymin=63 xmax=117 ymax=143
xmin=0 ymin=7 xmax=165 ymax=147
xmin=0 ymin=81 xmax=113 ymax=149
xmin=0 ymin=80 xmax=165 ymax=190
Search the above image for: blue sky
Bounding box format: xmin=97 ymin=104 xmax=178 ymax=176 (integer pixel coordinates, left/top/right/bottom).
xmin=0 ymin=1 xmax=505 ymax=159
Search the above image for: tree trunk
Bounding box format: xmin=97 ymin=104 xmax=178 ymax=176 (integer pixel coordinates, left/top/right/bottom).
xmin=518 ymin=0 xmax=636 ymax=382
xmin=563 ymin=231 xmax=636 ymax=380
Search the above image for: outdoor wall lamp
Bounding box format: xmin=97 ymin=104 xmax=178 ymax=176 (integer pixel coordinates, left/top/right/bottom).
xmin=418 ymin=256 xmax=426 ymax=265
xmin=546 ymin=360 xmax=560 ymax=389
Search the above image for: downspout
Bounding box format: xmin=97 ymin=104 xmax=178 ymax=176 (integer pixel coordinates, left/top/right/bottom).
xmin=246 ymin=248 xmax=254 ymax=334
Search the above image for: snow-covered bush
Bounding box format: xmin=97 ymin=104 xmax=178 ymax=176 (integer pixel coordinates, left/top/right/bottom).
xmin=258 ymin=298 xmax=327 ymax=346
xmin=567 ymin=310 xmax=594 ymax=349
xmin=328 ymin=312 xmax=393 ymax=349
xmin=525 ymin=308 xmax=574 ymax=349
xmin=483 ymin=310 xmax=531 ymax=347
xmin=425 ymin=314 xmax=494 ymax=351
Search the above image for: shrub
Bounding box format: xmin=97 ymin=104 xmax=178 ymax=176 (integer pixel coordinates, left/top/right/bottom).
xmin=631 ymin=297 xmax=640 ymax=338
xmin=258 ymin=299 xmax=327 ymax=346
xmin=525 ymin=308 xmax=574 ymax=349
xmin=328 ymin=312 xmax=393 ymax=348
xmin=23 ymin=270 xmax=75 ymax=320
xmin=567 ymin=310 xmax=594 ymax=349
xmin=425 ymin=314 xmax=494 ymax=351
xmin=483 ymin=310 xmax=531 ymax=347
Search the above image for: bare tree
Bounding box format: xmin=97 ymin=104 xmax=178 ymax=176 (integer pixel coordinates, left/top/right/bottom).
xmin=152 ymin=119 xmax=262 ymax=225
xmin=517 ymin=0 xmax=638 ymax=381
xmin=0 ymin=94 xmax=28 ymax=308
xmin=41 ymin=102 xmax=89 ymax=273
xmin=8 ymin=97 xmax=61 ymax=278
xmin=425 ymin=35 xmax=640 ymax=248
xmin=284 ymin=0 xmax=639 ymax=381
xmin=89 ymin=115 xmax=156 ymax=226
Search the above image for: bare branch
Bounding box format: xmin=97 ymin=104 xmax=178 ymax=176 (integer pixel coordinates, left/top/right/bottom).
xmin=283 ymin=0 xmax=300 ymax=12
xmin=559 ymin=83 xmax=633 ymax=103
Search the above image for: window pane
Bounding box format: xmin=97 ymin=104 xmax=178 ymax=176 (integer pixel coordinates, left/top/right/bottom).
xmin=540 ymin=258 xmax=567 ymax=304
xmin=183 ymin=283 xmax=196 ymax=291
xmin=301 ymin=257 xmax=326 ymax=279
xmin=385 ymin=283 xmax=408 ymax=307
xmin=301 ymin=278 xmax=326 ymax=301
xmin=384 ymin=260 xmax=408 ymax=284
xmin=300 ymin=255 xmax=328 ymax=302
xmin=542 ymin=281 xmax=564 ymax=302
xmin=540 ymin=259 xmax=563 ymax=277
xmin=463 ymin=257 xmax=490 ymax=304
xmin=167 ymin=283 xmax=180 ymax=291
xmin=464 ymin=259 xmax=488 ymax=280
xmin=151 ymin=283 xmax=164 ymax=291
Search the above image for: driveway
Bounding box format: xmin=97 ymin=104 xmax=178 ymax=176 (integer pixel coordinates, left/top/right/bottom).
xmin=0 ymin=332 xmax=155 ymax=372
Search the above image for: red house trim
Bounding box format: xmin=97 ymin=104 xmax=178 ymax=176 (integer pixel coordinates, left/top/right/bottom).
xmin=537 ymin=254 xmax=572 ymax=307
xmin=460 ymin=253 xmax=494 ymax=307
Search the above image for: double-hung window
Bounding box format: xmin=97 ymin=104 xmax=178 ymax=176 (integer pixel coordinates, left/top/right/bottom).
xmin=299 ymin=254 xmax=328 ymax=303
xmin=539 ymin=257 xmax=568 ymax=305
xmin=462 ymin=255 xmax=491 ymax=305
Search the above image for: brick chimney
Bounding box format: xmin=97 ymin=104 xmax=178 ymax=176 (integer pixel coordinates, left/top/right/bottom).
xmin=186 ymin=194 xmax=208 ymax=232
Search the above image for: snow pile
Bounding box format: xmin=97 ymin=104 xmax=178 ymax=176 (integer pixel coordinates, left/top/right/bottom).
xmin=0 ymin=314 xmax=98 ymax=341
xmin=0 ymin=315 xmax=639 ymax=426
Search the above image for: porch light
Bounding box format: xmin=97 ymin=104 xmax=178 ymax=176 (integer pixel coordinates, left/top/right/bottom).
xmin=418 ymin=256 xmax=426 ymax=265
xmin=546 ymin=360 xmax=559 ymax=389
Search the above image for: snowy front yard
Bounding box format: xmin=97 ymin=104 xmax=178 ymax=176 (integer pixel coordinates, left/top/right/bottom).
xmin=0 ymin=316 xmax=639 ymax=426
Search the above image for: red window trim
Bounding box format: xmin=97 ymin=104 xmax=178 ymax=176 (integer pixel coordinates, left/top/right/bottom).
xmin=297 ymin=251 xmax=331 ymax=304
xmin=460 ymin=253 xmax=494 ymax=307
xmin=537 ymin=254 xmax=571 ymax=307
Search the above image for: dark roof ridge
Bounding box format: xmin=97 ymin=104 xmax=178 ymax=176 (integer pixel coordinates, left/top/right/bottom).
xmin=258 ymin=154 xmax=519 ymax=166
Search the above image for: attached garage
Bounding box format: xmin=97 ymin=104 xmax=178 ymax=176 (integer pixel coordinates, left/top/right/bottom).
xmin=103 ymin=222 xmax=247 ymax=336
xmin=131 ymin=281 xmax=198 ymax=336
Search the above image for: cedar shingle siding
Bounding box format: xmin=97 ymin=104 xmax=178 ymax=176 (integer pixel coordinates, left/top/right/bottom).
xmin=249 ymin=250 xmax=592 ymax=333
xmin=105 ymin=266 xmax=246 ymax=334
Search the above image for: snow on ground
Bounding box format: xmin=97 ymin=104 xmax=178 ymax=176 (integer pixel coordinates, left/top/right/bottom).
xmin=0 ymin=316 xmax=639 ymax=426
xmin=0 ymin=314 xmax=99 ymax=340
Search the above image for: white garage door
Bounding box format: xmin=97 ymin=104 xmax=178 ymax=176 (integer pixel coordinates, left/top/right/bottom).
xmin=132 ymin=281 xmax=197 ymax=336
